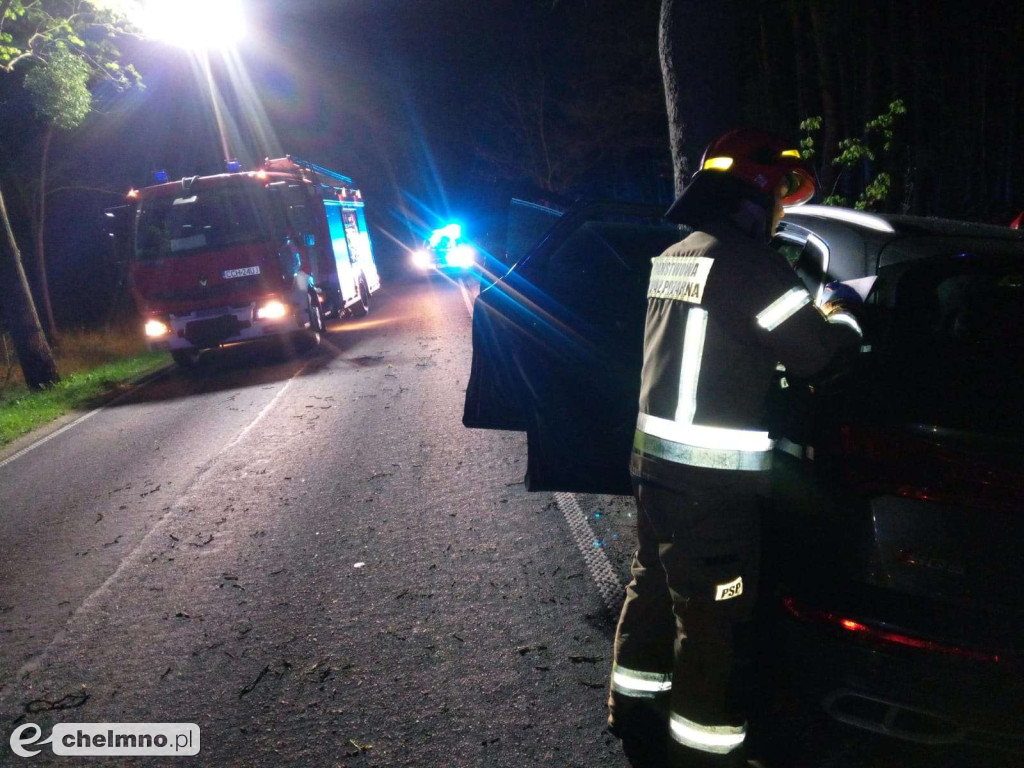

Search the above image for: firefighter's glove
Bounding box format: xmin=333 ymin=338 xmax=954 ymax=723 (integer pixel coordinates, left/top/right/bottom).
xmin=820 ymin=281 xmax=864 ymax=340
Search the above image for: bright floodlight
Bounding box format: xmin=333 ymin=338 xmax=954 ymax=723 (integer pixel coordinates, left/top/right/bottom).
xmin=138 ymin=0 xmax=246 ymax=50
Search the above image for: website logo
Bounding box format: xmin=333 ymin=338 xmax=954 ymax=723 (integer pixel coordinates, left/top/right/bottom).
xmin=10 ymin=723 xmax=200 ymax=757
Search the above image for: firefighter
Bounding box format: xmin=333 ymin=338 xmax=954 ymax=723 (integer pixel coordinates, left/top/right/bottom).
xmin=607 ymin=128 xmax=863 ymax=767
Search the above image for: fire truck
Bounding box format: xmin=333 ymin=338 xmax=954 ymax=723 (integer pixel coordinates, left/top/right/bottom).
xmin=113 ymin=156 xmax=381 ymax=367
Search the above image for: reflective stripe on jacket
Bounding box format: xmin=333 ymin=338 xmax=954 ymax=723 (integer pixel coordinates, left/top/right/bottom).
xmin=636 ymin=217 xmax=860 ymax=474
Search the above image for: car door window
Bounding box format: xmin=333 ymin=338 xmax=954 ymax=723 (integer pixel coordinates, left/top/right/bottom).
xmin=505 ymin=198 xmax=563 ymax=268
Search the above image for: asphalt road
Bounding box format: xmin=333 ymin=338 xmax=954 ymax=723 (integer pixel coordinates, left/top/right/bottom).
xmin=0 ymin=277 xmax=1013 ymax=768
xmin=0 ymin=278 xmax=628 ymax=767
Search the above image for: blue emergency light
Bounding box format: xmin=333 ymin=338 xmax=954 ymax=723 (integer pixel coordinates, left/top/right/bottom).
xmin=153 ymin=169 xmax=169 ymax=184
xmin=429 ymin=223 xmax=462 ymax=247
xmin=225 ymin=159 xmax=243 ymax=173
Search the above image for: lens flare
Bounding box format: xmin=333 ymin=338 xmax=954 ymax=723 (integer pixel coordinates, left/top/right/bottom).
xmin=137 ymin=0 xmax=246 ymax=50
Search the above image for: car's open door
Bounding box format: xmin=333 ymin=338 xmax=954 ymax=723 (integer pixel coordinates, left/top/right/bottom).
xmin=464 ymin=201 xmax=682 ymax=495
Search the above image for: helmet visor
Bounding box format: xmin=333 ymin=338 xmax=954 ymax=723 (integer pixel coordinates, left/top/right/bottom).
xmin=780 ymin=168 xmax=816 ymax=206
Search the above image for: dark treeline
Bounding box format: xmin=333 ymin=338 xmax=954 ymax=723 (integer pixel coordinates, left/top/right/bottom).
xmin=460 ymin=0 xmax=1022 ymax=221
xmin=2 ymin=0 xmax=1021 ymax=337
xmin=748 ymin=0 xmax=1024 ymax=220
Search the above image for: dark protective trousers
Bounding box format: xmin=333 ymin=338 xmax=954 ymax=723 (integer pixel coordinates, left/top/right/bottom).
xmin=608 ymin=461 xmax=764 ymax=767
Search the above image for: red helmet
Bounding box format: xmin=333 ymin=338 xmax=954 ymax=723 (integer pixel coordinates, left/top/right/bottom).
xmin=666 ymin=128 xmax=816 ymax=221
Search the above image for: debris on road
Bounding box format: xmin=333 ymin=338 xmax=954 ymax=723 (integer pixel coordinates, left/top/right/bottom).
xmin=25 ymin=690 xmax=89 ymax=713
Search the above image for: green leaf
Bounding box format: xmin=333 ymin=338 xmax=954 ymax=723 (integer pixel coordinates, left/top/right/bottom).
xmin=23 ymin=48 xmax=92 ymax=131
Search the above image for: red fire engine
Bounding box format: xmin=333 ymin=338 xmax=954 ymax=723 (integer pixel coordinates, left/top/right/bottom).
xmin=113 ymin=156 xmax=381 ymax=367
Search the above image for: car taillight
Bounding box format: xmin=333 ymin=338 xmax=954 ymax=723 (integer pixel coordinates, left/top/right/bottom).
xmin=781 ymin=596 xmax=1003 ymax=663
xmin=833 ymin=426 xmax=1020 ymax=510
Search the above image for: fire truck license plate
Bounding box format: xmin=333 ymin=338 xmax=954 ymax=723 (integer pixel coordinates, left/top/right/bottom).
xmin=222 ymin=266 xmax=261 ymax=279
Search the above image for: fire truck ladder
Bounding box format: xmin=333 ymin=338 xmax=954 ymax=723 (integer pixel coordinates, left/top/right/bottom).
xmin=285 ymin=155 xmax=354 ymax=187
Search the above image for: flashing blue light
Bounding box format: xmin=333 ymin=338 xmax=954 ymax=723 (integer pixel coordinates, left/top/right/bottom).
xmin=153 ymin=169 xmax=169 ymax=184
xmin=225 ymin=159 xmax=243 ymax=173
xmin=429 ymin=222 xmax=462 ymax=247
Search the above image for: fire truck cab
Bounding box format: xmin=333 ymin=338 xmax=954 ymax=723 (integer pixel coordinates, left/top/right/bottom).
xmin=123 ymin=156 xmax=381 ymax=366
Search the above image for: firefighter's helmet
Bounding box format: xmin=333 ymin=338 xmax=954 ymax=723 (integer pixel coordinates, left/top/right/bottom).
xmin=666 ymin=128 xmax=816 ymax=222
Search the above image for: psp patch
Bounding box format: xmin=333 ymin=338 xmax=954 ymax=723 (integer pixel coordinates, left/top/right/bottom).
xmin=648 ymin=256 xmax=714 ymax=304
xmin=714 ymin=576 xmax=743 ymax=601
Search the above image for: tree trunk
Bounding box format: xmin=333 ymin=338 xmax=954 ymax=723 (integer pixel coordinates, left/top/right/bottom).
xmin=788 ymin=2 xmax=808 ymax=121
xmin=659 ymin=0 xmax=741 ymax=197
xmin=808 ymin=2 xmax=840 ymax=196
xmin=35 ymin=124 xmax=57 ymax=343
xmin=659 ymin=0 xmax=690 ymax=197
xmin=0 ymin=182 xmax=60 ymax=390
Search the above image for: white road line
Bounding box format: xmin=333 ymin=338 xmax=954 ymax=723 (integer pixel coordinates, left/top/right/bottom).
xmin=554 ymin=491 xmax=625 ymax=613
xmin=6 ymin=362 xmax=309 ymax=683
xmin=223 ymin=362 xmax=308 ymax=451
xmin=458 ymin=278 xmax=475 ymax=318
xmin=0 ymin=367 xmax=169 ymax=472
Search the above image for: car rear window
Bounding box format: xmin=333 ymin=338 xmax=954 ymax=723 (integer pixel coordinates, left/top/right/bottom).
xmin=876 ymin=255 xmax=1024 ymax=435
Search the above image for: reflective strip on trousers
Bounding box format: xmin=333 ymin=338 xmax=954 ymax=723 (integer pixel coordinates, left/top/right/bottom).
xmin=634 ymin=416 xmax=774 ymax=472
xmin=756 ymin=287 xmax=811 ymax=331
xmin=611 ymin=663 xmax=673 ymax=699
xmin=669 ymin=712 xmax=746 ymax=755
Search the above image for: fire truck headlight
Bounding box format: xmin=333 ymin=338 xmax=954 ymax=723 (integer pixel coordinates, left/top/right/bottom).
xmin=412 ymin=249 xmax=433 ymax=270
xmin=257 ymin=300 xmax=289 ymax=320
xmin=145 ymin=319 xmax=170 ymax=338
xmin=447 ymin=244 xmax=476 ymax=268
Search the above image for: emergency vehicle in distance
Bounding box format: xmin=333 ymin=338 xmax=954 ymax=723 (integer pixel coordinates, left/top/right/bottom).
xmin=410 ymin=222 xmax=477 ymax=274
xmin=116 ymin=156 xmax=381 ymax=367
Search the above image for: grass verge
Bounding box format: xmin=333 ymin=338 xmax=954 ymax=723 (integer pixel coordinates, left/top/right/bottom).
xmin=0 ymin=329 xmax=169 ymax=448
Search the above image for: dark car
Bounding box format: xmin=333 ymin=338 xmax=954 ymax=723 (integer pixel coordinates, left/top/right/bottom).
xmin=463 ymin=201 xmax=1024 ymax=758
xmin=766 ymin=207 xmax=1024 ymax=758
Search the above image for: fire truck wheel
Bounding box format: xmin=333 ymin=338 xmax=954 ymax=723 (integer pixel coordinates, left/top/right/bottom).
xmin=307 ymin=292 xmax=326 ymax=335
xmin=171 ymin=349 xmax=200 ymax=369
xmin=351 ymin=278 xmax=370 ymax=318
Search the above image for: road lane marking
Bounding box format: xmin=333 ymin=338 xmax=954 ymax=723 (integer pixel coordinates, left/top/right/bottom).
xmin=458 ymin=279 xmax=475 ymax=318
xmin=554 ymin=492 xmax=625 ymax=613
xmin=5 ymin=362 xmax=310 ymax=684
xmin=0 ymin=367 xmax=170 ymax=472
xmin=223 ymin=362 xmax=309 ymax=451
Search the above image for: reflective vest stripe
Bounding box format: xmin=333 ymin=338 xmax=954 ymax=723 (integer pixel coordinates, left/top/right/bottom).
xmin=669 ymin=713 xmax=746 ymax=755
xmin=611 ymin=664 xmax=673 ymax=698
xmin=756 ymin=287 xmax=811 ymax=331
xmin=634 ymin=429 xmax=773 ymax=472
xmin=638 ymin=413 xmax=774 ymax=453
xmin=675 ymin=307 xmax=708 ymax=424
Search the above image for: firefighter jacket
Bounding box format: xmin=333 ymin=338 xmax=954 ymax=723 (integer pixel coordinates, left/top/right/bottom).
xmin=634 ymin=214 xmax=861 ymax=478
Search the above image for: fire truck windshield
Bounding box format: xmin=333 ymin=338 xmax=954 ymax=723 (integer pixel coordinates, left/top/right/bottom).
xmin=135 ymin=185 xmax=266 ymax=260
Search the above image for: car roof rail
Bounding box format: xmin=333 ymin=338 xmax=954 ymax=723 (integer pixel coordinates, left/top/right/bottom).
xmin=785 ymin=204 xmax=895 ymax=234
